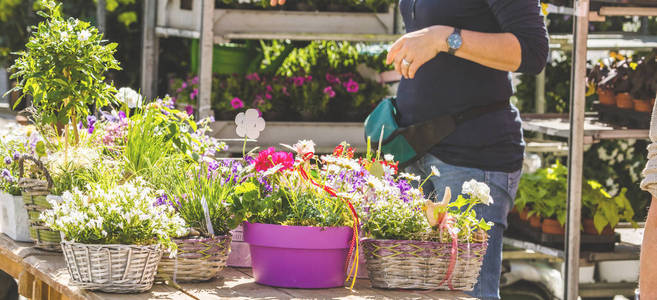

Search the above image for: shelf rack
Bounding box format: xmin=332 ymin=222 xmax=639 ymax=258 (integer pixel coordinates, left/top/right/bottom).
xmin=532 ymin=1 xmax=656 ymax=298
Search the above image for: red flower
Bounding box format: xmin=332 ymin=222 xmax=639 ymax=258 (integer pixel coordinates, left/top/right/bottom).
xmin=254 ymin=147 xmax=294 ymax=172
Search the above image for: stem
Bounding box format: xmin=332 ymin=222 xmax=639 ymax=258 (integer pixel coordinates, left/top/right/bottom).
xmin=71 ymin=108 xmax=79 ymax=145
xmin=242 ymin=136 xmax=247 ymax=158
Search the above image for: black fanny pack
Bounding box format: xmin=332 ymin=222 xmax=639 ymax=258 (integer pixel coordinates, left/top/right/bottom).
xmin=364 ymin=98 xmax=510 ymax=168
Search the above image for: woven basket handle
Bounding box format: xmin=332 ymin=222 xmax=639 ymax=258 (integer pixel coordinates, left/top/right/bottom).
xmin=18 ymin=155 xmax=53 ymax=190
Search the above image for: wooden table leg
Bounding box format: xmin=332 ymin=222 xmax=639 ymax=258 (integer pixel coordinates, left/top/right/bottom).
xmin=18 ymin=271 xmax=34 ymax=298
xmin=33 ymin=278 xmax=47 ymax=300
xmin=48 ymin=285 xmax=62 ymax=300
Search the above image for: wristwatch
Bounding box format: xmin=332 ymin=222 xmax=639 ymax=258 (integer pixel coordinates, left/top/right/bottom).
xmin=447 ymin=28 xmax=463 ymax=55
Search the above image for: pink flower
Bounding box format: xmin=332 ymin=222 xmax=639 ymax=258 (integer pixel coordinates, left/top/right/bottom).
xmin=293 ymin=77 xmax=305 ymax=87
xmin=254 ymin=147 xmax=294 ymax=172
xmin=282 ymin=86 xmax=289 ymax=96
xmin=266 ymin=85 xmax=273 ymax=92
xmin=305 ymin=75 xmax=313 ymax=81
xmin=191 ymin=76 xmax=199 ymax=85
xmin=326 ymin=73 xmax=340 ymax=84
xmin=323 ymin=86 xmax=336 ymax=98
xmin=265 ymin=93 xmax=272 ymax=100
xmin=185 ymin=105 xmax=194 ymax=116
xmin=231 ymin=97 xmax=245 ymax=109
xmin=190 ymin=92 xmax=196 ymax=100
xmin=345 ymin=79 xmax=359 ymax=93
xmin=182 ymin=82 xmax=188 ymax=89
xmin=246 ymin=73 xmax=261 ymax=81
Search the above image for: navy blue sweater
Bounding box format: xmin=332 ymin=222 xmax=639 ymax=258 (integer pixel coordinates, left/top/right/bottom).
xmin=396 ymin=0 xmax=549 ymax=172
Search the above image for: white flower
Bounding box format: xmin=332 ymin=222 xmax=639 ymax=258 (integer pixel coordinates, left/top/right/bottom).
xmin=384 ymin=154 xmax=394 ymax=162
xmin=235 ymin=109 xmax=265 ymax=140
xmin=78 ymin=29 xmax=91 ymax=41
xmin=116 ymin=87 xmax=143 ymax=109
xmin=292 ymin=140 xmax=315 ymax=157
xmin=430 ymin=166 xmax=440 ymax=177
xmin=461 ymin=179 xmax=493 ymax=206
xmin=60 ymin=31 xmax=69 ymax=40
xmin=399 ymin=172 xmax=421 ymax=182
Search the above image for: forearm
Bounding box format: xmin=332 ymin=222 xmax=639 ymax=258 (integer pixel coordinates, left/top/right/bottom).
xmin=640 ymin=197 xmax=657 ymax=297
xmin=455 ymin=29 xmax=522 ymax=73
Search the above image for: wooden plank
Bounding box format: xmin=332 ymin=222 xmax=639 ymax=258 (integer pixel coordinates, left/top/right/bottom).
xmin=18 ymin=270 xmax=34 ymax=298
xmin=197 ymin=0 xmax=214 ymax=119
xmin=599 ymin=6 xmax=657 ymax=16
xmin=140 ymin=0 xmax=159 ymax=101
xmin=0 ymin=251 xmax=23 ymax=278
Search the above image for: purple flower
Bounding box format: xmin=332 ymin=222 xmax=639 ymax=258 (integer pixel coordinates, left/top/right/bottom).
xmin=231 ymin=97 xmax=245 ymax=109
xmin=154 ymin=193 xmax=169 ymax=206
xmin=1 ymin=169 xmax=13 ymax=183
xmin=118 ymin=111 xmax=127 ymax=120
xmin=3 ymin=156 xmax=11 ymax=165
xmin=12 ymin=152 xmax=20 ymax=161
xmin=190 ymin=88 xmax=199 ymax=100
xmin=323 ymin=86 xmax=336 ymax=98
xmin=87 ymin=116 xmax=96 ymax=134
xmin=185 ymin=105 xmax=194 ymax=116
xmin=345 ymin=79 xmax=359 ymax=93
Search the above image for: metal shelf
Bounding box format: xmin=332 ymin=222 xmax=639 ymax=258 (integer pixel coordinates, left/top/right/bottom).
xmin=550 ymin=33 xmax=657 ymax=50
xmin=522 ymin=115 xmax=649 ymax=144
xmin=502 ymin=236 xmax=640 ymax=263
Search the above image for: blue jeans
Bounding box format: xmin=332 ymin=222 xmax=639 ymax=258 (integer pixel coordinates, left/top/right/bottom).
xmin=406 ymin=153 xmax=521 ymax=300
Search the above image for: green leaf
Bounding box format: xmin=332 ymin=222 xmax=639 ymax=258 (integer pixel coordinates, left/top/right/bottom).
xmin=117 ymin=12 xmax=137 ymax=27
xmin=593 ymin=213 xmax=607 ymax=234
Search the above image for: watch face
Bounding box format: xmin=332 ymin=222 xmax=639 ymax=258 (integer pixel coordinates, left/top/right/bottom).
xmin=448 ymin=33 xmax=462 ymax=50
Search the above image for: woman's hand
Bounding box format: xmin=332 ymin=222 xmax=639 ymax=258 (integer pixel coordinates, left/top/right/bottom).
xmin=270 ymin=0 xmax=286 ymax=6
xmin=386 ymin=25 xmax=452 ymax=79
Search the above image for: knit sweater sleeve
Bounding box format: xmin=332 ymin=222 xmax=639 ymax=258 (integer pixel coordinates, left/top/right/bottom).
xmin=486 ymin=0 xmax=549 ymax=75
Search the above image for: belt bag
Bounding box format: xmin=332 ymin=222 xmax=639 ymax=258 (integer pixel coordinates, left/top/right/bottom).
xmin=364 ymin=97 xmax=510 ymax=168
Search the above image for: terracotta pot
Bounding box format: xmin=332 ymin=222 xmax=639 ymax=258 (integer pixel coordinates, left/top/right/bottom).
xmin=510 ymin=206 xmax=518 ymax=216
xmin=633 ymin=99 xmax=652 ymax=112
xmin=597 ymin=88 xmax=616 ymax=106
xmin=582 ymin=218 xmax=615 ymax=235
xmin=529 ymin=215 xmax=542 ymax=228
xmin=616 ymin=92 xmax=633 ymax=109
xmin=541 ymin=218 xmax=565 ymax=235
xmin=519 ymin=208 xmax=530 ymax=221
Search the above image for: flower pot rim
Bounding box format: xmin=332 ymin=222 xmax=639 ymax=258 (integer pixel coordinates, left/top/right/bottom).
xmin=243 ymin=221 xmax=353 ymax=250
xmin=361 ymin=237 xmax=488 ymax=245
xmin=243 ymin=221 xmax=352 ymax=231
xmin=61 ymin=240 xmax=161 ymax=248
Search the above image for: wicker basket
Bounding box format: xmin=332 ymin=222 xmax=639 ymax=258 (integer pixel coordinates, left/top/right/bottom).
xmin=61 ymin=241 xmax=163 ymax=293
xmin=156 ymin=235 xmax=232 ymax=283
xmin=362 ymin=238 xmax=488 ymax=291
xmin=18 ymin=155 xmax=61 ymax=252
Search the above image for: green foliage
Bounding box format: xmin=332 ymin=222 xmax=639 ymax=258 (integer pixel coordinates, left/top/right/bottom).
xmin=516 ymin=161 xmax=637 ymax=229
xmin=363 ymin=198 xmax=429 ymax=240
xmin=7 ymin=1 xmax=121 ymax=130
xmin=151 ymin=157 xmax=242 ymax=236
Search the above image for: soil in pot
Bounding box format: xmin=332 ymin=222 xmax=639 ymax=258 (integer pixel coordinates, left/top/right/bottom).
xmin=633 ymin=99 xmax=652 ymax=112
xmin=616 ymin=92 xmax=633 ymax=109
xmin=582 ymin=218 xmax=615 ymax=235
xmin=597 ymin=88 xmax=616 ymax=106
xmin=541 ymin=218 xmax=565 ymax=235
xmin=529 ymin=215 xmax=542 ymax=228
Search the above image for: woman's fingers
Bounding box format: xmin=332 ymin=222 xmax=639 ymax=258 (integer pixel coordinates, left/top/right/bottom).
xmin=386 ymin=37 xmax=405 ymax=65
xmin=270 ymin=0 xmax=286 ymax=6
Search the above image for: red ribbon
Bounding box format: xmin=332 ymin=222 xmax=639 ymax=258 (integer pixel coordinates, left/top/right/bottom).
xmin=437 ymin=215 xmax=458 ymax=290
xmin=297 ymin=152 xmax=360 ymax=288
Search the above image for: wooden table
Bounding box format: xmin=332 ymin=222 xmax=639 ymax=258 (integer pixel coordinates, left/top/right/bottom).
xmin=0 ymin=234 xmax=473 ymax=300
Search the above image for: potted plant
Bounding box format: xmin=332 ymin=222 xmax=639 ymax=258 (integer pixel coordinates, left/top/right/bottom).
xmin=361 ymin=175 xmax=493 ymax=291
xmin=515 ymin=162 xmax=568 ymax=234
xmin=630 ymin=52 xmax=657 ymax=113
xmin=152 ymin=157 xmax=242 ymax=283
xmin=230 ymin=141 xmax=362 ymax=288
xmin=582 ymin=181 xmax=636 ymax=235
xmin=588 ymin=63 xmax=615 ymax=106
xmin=40 ymin=179 xmax=188 ymax=293
xmin=0 ymin=124 xmax=37 ymax=242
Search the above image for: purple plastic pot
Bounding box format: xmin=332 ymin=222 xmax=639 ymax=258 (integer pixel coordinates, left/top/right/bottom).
xmin=243 ymin=222 xmax=353 ymax=288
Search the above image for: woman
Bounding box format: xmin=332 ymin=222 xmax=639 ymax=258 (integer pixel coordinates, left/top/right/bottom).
xmin=270 ymin=0 xmax=548 ymax=298
xmin=386 ymin=1 xmax=548 ymax=299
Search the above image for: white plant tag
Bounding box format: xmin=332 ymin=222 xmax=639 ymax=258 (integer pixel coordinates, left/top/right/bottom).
xmin=200 ymin=196 xmax=215 ymax=236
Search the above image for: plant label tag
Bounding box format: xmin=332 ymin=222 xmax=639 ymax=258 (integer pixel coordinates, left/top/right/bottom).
xmin=200 ymin=196 xmax=215 ymax=236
